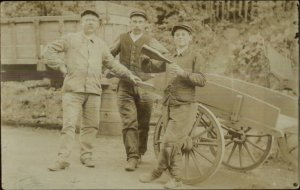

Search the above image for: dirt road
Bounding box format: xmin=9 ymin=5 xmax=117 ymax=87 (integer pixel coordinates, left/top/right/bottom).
xmin=1 ymin=125 xmax=298 ymax=189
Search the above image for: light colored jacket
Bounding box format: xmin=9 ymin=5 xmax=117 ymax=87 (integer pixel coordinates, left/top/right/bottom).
xmin=43 ymin=32 xmax=132 ymax=95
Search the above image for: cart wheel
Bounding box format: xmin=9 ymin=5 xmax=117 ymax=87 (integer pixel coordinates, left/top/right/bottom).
xmin=211 ymin=125 xmax=273 ymax=171
xmin=153 ymin=104 xmax=225 ymax=184
xmin=277 ymin=129 xmax=298 ymax=170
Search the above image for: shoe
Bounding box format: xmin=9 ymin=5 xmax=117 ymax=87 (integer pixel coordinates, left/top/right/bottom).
xmin=81 ymin=158 xmax=95 ymax=168
xmin=48 ymin=161 xmax=70 ymax=171
xmin=125 ymin=158 xmax=138 ymax=171
xmin=139 ymin=172 xmax=160 ymax=183
xmin=164 ymin=178 xmax=182 ymax=189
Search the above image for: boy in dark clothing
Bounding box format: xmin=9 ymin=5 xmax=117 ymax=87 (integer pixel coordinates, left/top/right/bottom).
xmin=139 ymin=24 xmax=206 ymax=189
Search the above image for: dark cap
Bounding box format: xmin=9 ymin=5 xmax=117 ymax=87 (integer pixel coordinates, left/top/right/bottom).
xmin=171 ymin=24 xmax=194 ymax=36
xmin=81 ymin=10 xmax=99 ymax=18
xmin=130 ymin=10 xmax=147 ymax=20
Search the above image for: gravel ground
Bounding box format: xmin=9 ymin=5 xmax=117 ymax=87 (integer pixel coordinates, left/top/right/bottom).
xmin=1 ymin=125 xmax=298 ymax=189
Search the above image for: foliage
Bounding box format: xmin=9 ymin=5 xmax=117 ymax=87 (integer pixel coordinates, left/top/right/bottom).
xmin=1 ymin=1 xmax=298 ymax=92
xmin=1 ymin=1 xmax=95 ymax=17
xmin=223 ymin=1 xmax=298 ymax=90
xmin=225 ymin=34 xmax=271 ymax=87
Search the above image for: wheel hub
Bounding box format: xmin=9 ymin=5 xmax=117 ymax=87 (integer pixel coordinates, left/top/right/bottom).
xmin=228 ymin=129 xmax=247 ymax=144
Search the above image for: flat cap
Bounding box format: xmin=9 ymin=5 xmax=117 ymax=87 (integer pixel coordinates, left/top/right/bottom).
xmin=171 ymin=24 xmax=194 ymax=36
xmin=81 ymin=10 xmax=99 ymax=18
xmin=130 ymin=10 xmax=147 ymax=20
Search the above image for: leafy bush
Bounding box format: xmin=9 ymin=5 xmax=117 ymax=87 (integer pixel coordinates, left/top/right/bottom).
xmin=225 ymin=34 xmax=271 ymax=87
xmin=1 ymin=1 xmax=298 ymax=92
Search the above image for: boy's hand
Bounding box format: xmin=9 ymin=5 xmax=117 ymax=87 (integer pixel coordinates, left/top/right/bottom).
xmin=168 ymin=63 xmax=185 ymax=76
xmin=129 ymin=74 xmax=142 ymax=85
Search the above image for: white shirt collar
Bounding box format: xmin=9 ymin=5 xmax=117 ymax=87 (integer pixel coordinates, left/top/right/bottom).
xmin=130 ymin=32 xmax=143 ymax=42
xmin=176 ymin=46 xmax=189 ymax=56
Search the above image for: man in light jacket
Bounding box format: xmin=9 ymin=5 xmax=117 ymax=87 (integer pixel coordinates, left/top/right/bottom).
xmin=44 ymin=10 xmax=140 ymax=171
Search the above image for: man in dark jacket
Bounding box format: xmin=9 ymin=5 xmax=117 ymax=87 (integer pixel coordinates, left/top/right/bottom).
xmin=110 ymin=10 xmax=168 ymax=171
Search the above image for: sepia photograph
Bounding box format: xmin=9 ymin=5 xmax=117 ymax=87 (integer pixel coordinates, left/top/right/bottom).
xmin=1 ymin=1 xmax=299 ymax=189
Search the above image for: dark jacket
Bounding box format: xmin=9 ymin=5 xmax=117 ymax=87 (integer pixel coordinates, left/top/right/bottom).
xmin=142 ymin=46 xmax=206 ymax=105
xmin=110 ymin=32 xmax=168 ymax=81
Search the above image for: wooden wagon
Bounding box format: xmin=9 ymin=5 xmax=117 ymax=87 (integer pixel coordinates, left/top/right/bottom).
xmin=150 ymin=73 xmax=298 ymax=184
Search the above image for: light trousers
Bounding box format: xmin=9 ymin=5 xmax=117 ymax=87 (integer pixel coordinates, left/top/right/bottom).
xmin=57 ymin=92 xmax=101 ymax=162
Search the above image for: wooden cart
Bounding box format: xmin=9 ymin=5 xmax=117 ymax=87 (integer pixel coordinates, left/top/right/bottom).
xmin=151 ymin=73 xmax=298 ymax=185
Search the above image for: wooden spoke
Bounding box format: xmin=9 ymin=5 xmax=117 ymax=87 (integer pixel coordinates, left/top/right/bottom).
xmin=200 ymin=117 xmax=211 ymax=127
xmin=189 ymin=114 xmax=202 ymax=136
xmin=246 ymin=134 xmax=270 ymax=137
xmin=226 ymin=143 xmax=237 ymax=164
xmin=246 ymin=139 xmax=265 ymax=152
xmin=289 ymin=146 xmax=297 ymax=154
xmin=184 ymin=152 xmax=189 ymax=178
xmin=192 ymin=125 xmax=213 ymax=140
xmin=196 ymin=112 xmax=204 ymax=119
xmin=194 ymin=142 xmax=218 ymax=146
xmin=238 ymin=144 xmax=243 ymax=167
xmin=191 ymin=151 xmax=203 ymax=176
xmin=225 ymin=140 xmax=234 ymax=147
xmin=201 ymin=137 xmax=217 ymax=142
xmin=193 ymin=147 xmax=214 ymax=164
xmin=208 ymin=129 xmax=217 ymax=138
xmin=243 ymin=143 xmax=256 ymax=163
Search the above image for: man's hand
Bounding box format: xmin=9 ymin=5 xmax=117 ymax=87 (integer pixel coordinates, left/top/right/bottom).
xmin=59 ymin=65 xmax=68 ymax=77
xmin=129 ymin=74 xmax=142 ymax=85
xmin=168 ymin=63 xmax=185 ymax=77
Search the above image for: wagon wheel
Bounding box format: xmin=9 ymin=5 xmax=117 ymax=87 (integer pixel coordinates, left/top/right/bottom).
xmin=277 ymin=128 xmax=298 ymax=170
xmin=210 ymin=124 xmax=273 ymax=171
xmin=153 ymin=104 xmax=224 ymax=184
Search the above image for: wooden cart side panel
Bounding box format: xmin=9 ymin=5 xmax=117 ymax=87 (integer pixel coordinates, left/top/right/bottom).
xmin=39 ymin=21 xmax=61 ymax=46
xmin=196 ymin=81 xmax=236 ymax=113
xmin=196 ymin=81 xmax=280 ymax=128
xmin=206 ymin=73 xmax=297 ymax=118
xmin=1 ymin=23 xmax=14 ymax=63
xmin=1 ymin=15 xmax=129 ymax=66
xmin=15 ymin=22 xmax=37 ymax=60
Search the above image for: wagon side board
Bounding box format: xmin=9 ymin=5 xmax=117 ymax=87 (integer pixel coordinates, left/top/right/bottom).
xmin=206 ymin=73 xmax=297 ymax=118
xmin=196 ymin=81 xmax=282 ymax=136
xmin=1 ymin=14 xmax=130 ymax=68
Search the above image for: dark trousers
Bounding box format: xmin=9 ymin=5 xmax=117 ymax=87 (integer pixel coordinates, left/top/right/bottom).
xmin=117 ymin=80 xmax=153 ymax=160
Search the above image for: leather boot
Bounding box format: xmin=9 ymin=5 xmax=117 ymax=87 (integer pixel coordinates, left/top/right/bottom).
xmin=125 ymin=158 xmax=138 ymax=171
